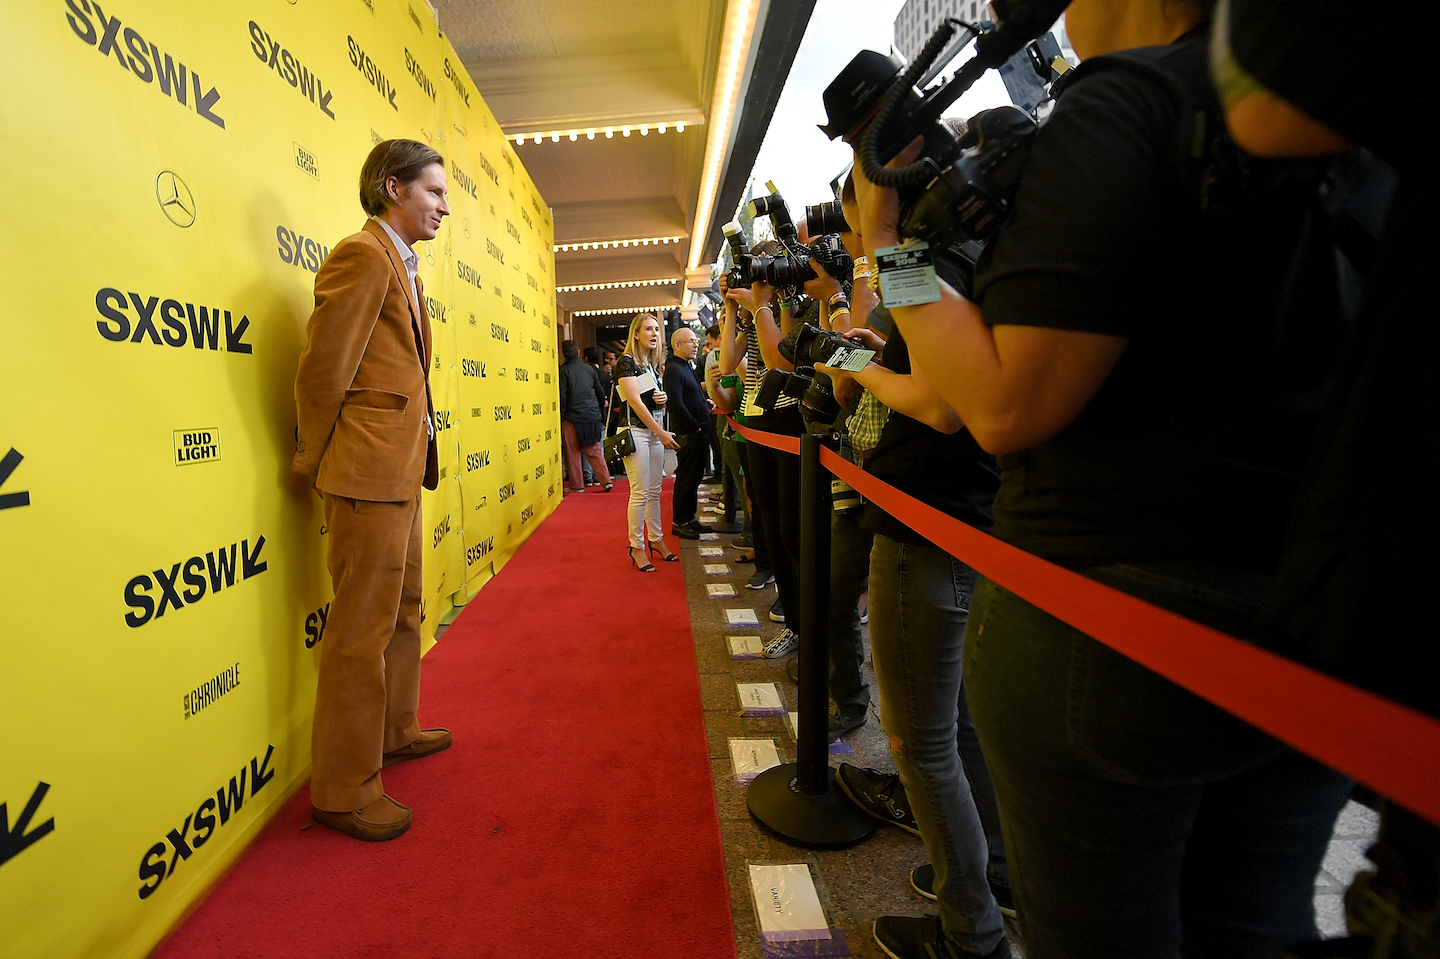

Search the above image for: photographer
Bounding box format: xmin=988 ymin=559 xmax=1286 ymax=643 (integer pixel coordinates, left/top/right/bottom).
xmin=849 ymin=1 xmax=1353 ymax=956
xmin=817 ymin=182 xmax=1011 ymax=959
xmin=723 ymin=242 xmax=804 ymax=649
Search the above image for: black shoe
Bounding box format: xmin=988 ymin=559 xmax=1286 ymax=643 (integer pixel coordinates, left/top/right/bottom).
xmin=732 ymin=534 xmax=754 ymax=549
xmin=828 ymin=706 xmax=867 ymax=741
xmin=909 ymin=863 xmax=1017 ymax=918
xmin=714 ymin=520 xmax=743 ymax=533
xmin=836 ymin=763 xmax=918 ymax=835
xmin=768 ymin=598 xmax=785 ymax=623
xmin=747 ymin=568 xmax=775 ymax=590
xmin=873 ymin=916 xmax=1010 ymax=959
xmin=670 ymin=523 xmax=700 ymax=540
xmin=685 ymin=518 xmax=714 ymax=534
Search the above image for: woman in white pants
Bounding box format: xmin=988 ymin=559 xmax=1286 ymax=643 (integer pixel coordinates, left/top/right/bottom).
xmin=615 ymin=313 xmax=681 ymax=572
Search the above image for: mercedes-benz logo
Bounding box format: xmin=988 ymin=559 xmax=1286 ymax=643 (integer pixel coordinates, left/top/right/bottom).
xmin=503 ymin=444 xmax=510 ymax=462
xmin=155 ymin=171 xmax=195 ymax=228
xmin=463 ymin=218 xmax=471 ymax=239
xmin=425 ymin=242 xmax=435 ymax=266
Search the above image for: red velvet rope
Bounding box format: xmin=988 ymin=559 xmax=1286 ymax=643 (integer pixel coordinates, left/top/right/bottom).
xmin=730 ymin=417 xmax=1440 ymax=825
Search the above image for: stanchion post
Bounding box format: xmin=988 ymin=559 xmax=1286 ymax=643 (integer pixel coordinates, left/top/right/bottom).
xmin=796 ymin=430 xmax=831 ymax=794
xmin=745 ymin=430 xmax=878 ymax=846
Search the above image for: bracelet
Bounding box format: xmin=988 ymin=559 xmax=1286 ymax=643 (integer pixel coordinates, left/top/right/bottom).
xmin=867 ymin=270 xmax=882 ymax=294
xmin=828 ymin=291 xmax=849 ymax=307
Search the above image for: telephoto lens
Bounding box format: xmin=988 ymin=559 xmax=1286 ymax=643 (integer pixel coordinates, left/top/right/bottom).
xmin=805 ymin=200 xmax=850 ymax=237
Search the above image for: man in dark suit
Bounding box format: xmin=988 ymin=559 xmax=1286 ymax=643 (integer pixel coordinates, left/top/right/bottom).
xmin=292 ymin=139 xmax=453 ymax=842
xmin=664 ymin=326 xmax=714 ymax=539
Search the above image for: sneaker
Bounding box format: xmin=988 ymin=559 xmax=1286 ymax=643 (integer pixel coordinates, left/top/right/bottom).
xmin=747 ymin=568 xmax=775 ymax=589
xmin=836 ymin=763 xmax=919 ymax=835
xmin=670 ymin=522 xmax=700 ymax=540
xmin=761 ymin=628 xmax=798 ymax=659
xmin=828 ymin=706 xmax=867 ymax=741
xmin=873 ymin=915 xmax=1010 ymax=959
xmin=768 ymin=598 xmax=785 ymax=623
xmin=860 ymin=609 xmax=869 ymax=625
xmin=709 ymin=504 xmax=726 ymax=514
xmin=909 ymin=864 xmax=1017 ymax=919
xmin=732 ymin=534 xmax=754 ymax=550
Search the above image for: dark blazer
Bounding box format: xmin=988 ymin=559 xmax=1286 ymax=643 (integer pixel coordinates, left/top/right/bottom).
xmin=558 ymin=358 xmax=606 ymax=424
xmin=293 ymin=219 xmax=439 ymax=500
xmin=663 ymin=356 xmax=710 ymax=434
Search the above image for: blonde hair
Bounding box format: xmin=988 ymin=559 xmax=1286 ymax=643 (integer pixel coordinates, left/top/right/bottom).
xmin=623 ymin=313 xmax=665 ymax=369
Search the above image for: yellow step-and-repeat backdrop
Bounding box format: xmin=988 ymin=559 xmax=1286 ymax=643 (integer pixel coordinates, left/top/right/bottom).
xmin=0 ymin=1 xmax=560 ymax=955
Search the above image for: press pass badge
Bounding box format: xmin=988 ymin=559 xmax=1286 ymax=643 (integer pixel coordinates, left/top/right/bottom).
xmin=875 ymin=239 xmax=942 ymax=308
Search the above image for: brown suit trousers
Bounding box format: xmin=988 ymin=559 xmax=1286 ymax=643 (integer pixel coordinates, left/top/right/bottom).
xmin=311 ymin=493 xmax=423 ymax=811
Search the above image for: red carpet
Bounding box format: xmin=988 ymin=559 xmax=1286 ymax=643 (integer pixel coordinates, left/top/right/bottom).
xmin=155 ymin=481 xmax=736 ymax=959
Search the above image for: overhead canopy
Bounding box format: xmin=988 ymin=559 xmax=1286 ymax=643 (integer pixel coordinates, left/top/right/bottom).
xmin=437 ymin=0 xmax=815 ymax=323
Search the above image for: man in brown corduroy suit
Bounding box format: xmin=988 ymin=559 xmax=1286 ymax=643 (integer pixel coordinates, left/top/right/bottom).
xmin=292 ymin=140 xmax=453 ymax=841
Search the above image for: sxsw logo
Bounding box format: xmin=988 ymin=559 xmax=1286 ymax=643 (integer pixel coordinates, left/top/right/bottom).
xmin=249 ymin=22 xmax=334 ymax=119
xmin=173 ymin=428 xmax=220 ymax=466
xmin=1 ymin=782 xmax=56 ymax=868
xmin=465 ymin=536 xmax=493 ymax=567
xmin=65 ymin=0 xmax=225 ymax=129
xmin=516 ymin=437 xmax=530 ymax=453
xmin=434 ymin=410 xmax=453 ymax=431
xmin=497 ymin=482 xmax=515 ymax=503
xmin=514 ymin=367 xmax=529 ymax=382
xmin=403 ymin=47 xmax=436 ymax=101
xmin=443 ymin=59 xmax=471 ymax=106
xmin=520 ymin=505 xmax=534 ymax=524
xmin=345 ymin=35 xmax=397 ymax=111
xmin=490 ymin=323 xmax=509 ymax=342
xmin=457 ymin=260 xmax=481 ymax=290
xmin=96 ymin=289 xmax=253 ymax=354
xmin=461 ymin=358 xmax=485 ymax=378
xmin=303 ymin=601 xmax=330 ymax=648
xmin=276 ymin=227 xmax=332 ymax=273
xmin=137 ymin=746 xmax=275 ymax=900
xmin=486 ymin=238 xmax=504 ymax=265
xmin=432 ymin=514 xmax=450 ymax=548
xmin=465 ymin=449 xmax=489 ymax=472
xmin=124 ymin=535 xmax=268 ymax=628
xmin=293 ymin=142 xmax=319 ymax=180
xmin=450 ymin=160 xmax=477 ymax=199
xmin=477 ymin=152 xmax=498 ymax=186
xmin=510 ymin=294 xmax=527 ymax=315
xmin=493 ymin=406 xmax=511 ymax=422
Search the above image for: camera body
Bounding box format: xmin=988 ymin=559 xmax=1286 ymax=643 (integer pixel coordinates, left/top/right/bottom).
xmin=753 ymin=322 xmax=878 ymax=427
xmin=819 ymin=4 xmax=1070 ymax=249
xmin=738 ymin=185 xmax=855 ymax=295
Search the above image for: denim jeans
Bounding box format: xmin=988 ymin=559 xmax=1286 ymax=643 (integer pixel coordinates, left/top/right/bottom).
xmin=622 ymin=426 xmax=665 ymax=548
xmin=869 ymin=534 xmax=1007 ymax=954
xmin=963 ymin=573 xmax=1353 ymax=959
xmin=829 ymin=509 xmax=872 ymax=716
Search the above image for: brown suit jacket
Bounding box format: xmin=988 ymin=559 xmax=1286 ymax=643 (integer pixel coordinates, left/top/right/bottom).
xmin=293 ymin=219 xmax=440 ymax=501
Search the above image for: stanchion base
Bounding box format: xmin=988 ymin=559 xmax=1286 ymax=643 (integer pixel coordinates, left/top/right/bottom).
xmin=747 ymin=763 xmax=880 ymax=847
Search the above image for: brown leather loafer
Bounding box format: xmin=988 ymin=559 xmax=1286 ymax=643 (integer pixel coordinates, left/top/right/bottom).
xmin=312 ymin=794 xmax=411 ymax=842
xmin=382 ymin=727 xmax=452 ymax=768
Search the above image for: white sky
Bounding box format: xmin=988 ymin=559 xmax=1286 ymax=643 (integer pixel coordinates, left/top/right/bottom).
xmin=742 ymin=0 xmax=1017 ymax=214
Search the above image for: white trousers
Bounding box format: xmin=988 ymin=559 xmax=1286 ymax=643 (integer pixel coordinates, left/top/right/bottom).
xmin=623 ymin=426 xmax=665 ymax=548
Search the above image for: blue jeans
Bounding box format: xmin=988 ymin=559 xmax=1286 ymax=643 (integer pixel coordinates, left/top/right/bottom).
xmin=963 ymin=573 xmax=1353 ymax=959
xmin=869 ymin=534 xmax=1007 ymax=954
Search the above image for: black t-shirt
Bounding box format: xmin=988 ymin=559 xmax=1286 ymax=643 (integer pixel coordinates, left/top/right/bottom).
xmin=862 ymin=252 xmax=998 ymax=543
xmin=613 ymin=354 xmax=660 ymax=427
xmin=972 ymin=31 xmax=1314 ymax=571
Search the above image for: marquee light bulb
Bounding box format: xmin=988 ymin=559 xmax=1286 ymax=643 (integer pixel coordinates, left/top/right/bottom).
xmin=550 ymin=133 xmax=559 ymax=142
xmin=676 ymin=122 xmax=685 ymax=133
xmin=587 ymin=130 xmax=595 ymax=140
xmin=658 ymin=124 xmax=667 ymax=134
xmin=640 ymin=125 xmax=648 ymax=135
xmin=569 ymin=132 xmax=577 ymax=141
xmin=622 ymin=127 xmax=631 ymax=137
xmin=605 ymin=128 xmax=613 ymax=138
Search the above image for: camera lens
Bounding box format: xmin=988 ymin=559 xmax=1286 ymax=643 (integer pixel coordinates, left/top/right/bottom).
xmin=805 ymin=200 xmax=850 ymax=236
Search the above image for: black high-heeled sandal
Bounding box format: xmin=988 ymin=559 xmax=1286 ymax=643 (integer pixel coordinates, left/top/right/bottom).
xmin=649 ymin=540 xmax=679 ymax=563
xmin=628 ymin=546 xmax=656 ymax=573
xmin=603 ymin=482 xmax=614 ymax=492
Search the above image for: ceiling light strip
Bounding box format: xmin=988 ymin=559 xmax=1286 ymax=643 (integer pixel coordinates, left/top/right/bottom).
xmin=510 ymin=120 xmax=697 ymax=146
xmin=557 ymin=278 xmax=682 ymax=293
xmin=552 ymin=235 xmax=683 ymax=253
xmin=571 ymin=305 xmax=679 ymax=318
xmin=687 ymin=0 xmax=761 ymax=272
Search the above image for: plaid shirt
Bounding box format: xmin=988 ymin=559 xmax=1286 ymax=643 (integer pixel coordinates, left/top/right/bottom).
xmin=847 ymin=389 xmax=889 ymax=461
